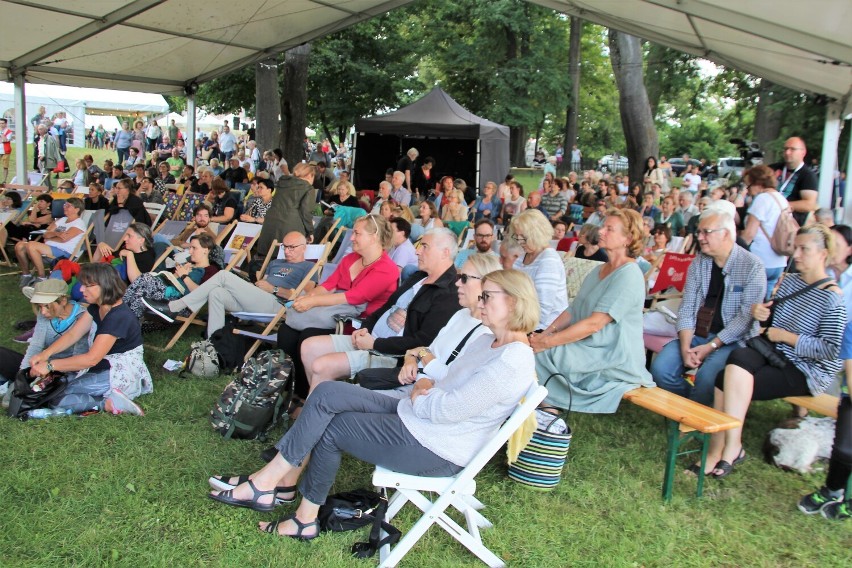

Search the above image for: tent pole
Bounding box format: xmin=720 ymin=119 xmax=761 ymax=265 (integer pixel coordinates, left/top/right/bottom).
xmin=475 ymin=138 xmax=481 ymax=193
xmin=818 ymin=101 xmax=842 ymax=209
xmin=186 ymin=95 xmax=196 ymax=167
xmin=843 ymin=119 xmax=852 ymax=225
xmin=13 ymin=75 xmax=27 ymax=185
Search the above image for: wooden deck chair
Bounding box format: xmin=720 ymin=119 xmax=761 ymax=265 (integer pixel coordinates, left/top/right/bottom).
xmin=9 ymin=171 xmax=48 ymax=186
xmin=329 ymin=228 xmax=354 ymax=264
xmin=162 ymin=247 xmax=249 ymax=351
xmin=319 ymin=217 xmax=341 ymax=244
xmin=460 ymin=228 xmax=475 ymax=250
xmin=175 ymin=192 xmax=205 ymax=222
xmin=667 ymin=236 xmax=686 ymax=253
xmin=445 ymin=221 xmax=470 ymax=244
xmin=152 ymin=219 xmax=191 ymax=242
xmin=233 ymin=241 xmax=334 ymax=360
xmin=93 ymin=209 xmax=134 ymax=251
xmin=646 ymin=252 xmax=694 ymax=307
xmin=161 ymin=191 xmax=184 ymax=221
xmin=373 ymin=382 xmax=548 ymax=568
xmin=150 ymin=242 xmax=173 ymax=272
xmin=68 ymin=210 xmax=95 ymax=262
xmin=145 ymin=202 xmax=166 ymax=228
xmin=214 ymin=220 xmax=237 ymax=245
xmin=222 ymin=221 xmax=263 ymax=267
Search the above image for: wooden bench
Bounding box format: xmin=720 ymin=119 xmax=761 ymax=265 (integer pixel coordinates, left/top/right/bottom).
xmin=783 ymin=394 xmax=840 ymax=419
xmin=623 ymin=386 xmax=742 ymax=501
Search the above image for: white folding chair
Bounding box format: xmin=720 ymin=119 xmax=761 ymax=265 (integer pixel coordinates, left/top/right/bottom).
xmin=222 ymin=221 xmax=262 ymax=267
xmin=372 ymin=382 xmax=548 ymax=568
xmin=144 ymin=202 xmax=166 ymax=228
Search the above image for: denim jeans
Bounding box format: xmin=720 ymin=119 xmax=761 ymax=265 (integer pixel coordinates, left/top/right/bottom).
xmin=765 ymin=266 xmax=784 ymax=300
xmin=650 ymin=333 xmax=737 ymax=406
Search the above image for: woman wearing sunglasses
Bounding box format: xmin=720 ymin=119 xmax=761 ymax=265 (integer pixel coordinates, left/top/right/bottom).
xmin=530 ymin=208 xmax=654 ymax=413
xmin=208 ymin=269 xmax=538 ymax=541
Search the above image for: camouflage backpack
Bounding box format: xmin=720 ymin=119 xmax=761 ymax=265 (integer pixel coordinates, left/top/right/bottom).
xmin=210 ymin=349 xmax=293 ymax=440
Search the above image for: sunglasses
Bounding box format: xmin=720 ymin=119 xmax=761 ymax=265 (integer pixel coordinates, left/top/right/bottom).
xmin=456 ymin=273 xmax=482 ymax=284
xmin=478 ymin=290 xmax=509 ymax=303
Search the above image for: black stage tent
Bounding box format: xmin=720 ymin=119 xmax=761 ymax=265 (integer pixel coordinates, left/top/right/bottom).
xmin=353 ymin=88 xmax=511 ymax=196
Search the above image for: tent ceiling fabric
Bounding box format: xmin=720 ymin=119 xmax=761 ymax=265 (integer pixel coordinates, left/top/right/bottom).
xmin=0 ymin=0 xmax=849 ymax=114
xmin=0 ymin=0 xmax=417 ymax=95
xmin=530 ymin=0 xmax=852 ymax=113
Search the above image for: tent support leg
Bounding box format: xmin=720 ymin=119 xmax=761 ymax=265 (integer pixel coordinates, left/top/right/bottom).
xmin=818 ymin=101 xmax=842 ymax=210
xmin=13 ymin=75 xmax=27 ymax=185
xmin=186 ymin=95 xmax=196 ymax=167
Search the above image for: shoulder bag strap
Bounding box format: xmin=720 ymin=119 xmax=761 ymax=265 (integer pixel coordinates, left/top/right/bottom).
xmin=757 ymin=191 xmax=784 ymax=241
xmin=444 ymin=323 xmax=483 ymax=365
xmin=766 ymin=277 xmax=834 ymax=329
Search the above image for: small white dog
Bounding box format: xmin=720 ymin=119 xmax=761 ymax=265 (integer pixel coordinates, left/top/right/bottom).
xmin=764 ymin=416 xmax=836 ymax=474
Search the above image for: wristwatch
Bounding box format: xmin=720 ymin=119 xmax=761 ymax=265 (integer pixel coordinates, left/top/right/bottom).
xmin=46 ymin=360 xmax=54 ymax=373
xmin=273 ymin=286 xmax=280 ymax=297
xmin=709 ymin=340 xmax=720 ymax=351
xmin=417 ymin=348 xmax=430 ymax=361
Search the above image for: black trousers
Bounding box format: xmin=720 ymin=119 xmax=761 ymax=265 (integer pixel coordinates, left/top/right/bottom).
xmin=276 ymin=323 xmax=335 ymax=399
xmin=826 ymin=395 xmax=852 ymax=493
xmin=715 ymin=347 xmax=810 ymax=401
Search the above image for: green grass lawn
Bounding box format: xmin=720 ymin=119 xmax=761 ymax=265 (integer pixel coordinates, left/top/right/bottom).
xmin=3 ymin=144 xmax=119 ymax=185
xmin=0 ymin=187 xmax=849 ymax=566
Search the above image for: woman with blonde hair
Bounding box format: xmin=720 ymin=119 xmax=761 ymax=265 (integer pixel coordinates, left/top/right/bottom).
xmin=531 ymin=208 xmax=654 ymax=412
xmin=505 ymin=209 xmax=568 ymax=328
xmin=442 ymin=189 xmax=468 ymax=222
xmin=209 ymin=269 xmax=537 ymax=541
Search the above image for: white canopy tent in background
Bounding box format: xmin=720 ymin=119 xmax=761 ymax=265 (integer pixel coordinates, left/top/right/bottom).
xmin=0 ymin=0 xmax=849 ymax=205
xmin=0 ymin=81 xmax=168 ymax=148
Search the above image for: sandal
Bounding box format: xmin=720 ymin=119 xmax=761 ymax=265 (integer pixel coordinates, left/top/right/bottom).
xmin=287 ymin=398 xmax=304 ymax=416
xmin=684 ymin=462 xmax=717 ymax=477
xmin=208 ymin=475 xmax=297 ymax=504
xmin=712 ymin=449 xmax=746 ymax=479
xmin=208 ymin=478 xmax=277 ymax=512
xmin=262 ymin=513 xmax=320 ymax=541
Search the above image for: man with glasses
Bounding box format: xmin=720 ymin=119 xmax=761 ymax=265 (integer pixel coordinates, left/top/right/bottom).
xmin=455 ymin=219 xmax=498 ymax=268
xmin=650 ymin=201 xmax=766 ymax=406
xmin=769 ymin=137 xmax=818 ymax=226
xmin=143 ymin=232 xmax=315 ymax=337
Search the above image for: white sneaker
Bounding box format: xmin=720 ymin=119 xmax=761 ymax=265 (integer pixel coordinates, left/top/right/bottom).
xmin=104 ymin=389 xmax=145 ymax=416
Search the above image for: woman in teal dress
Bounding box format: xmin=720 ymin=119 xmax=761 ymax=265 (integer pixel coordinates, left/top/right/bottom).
xmin=530 ymin=208 xmax=654 ymax=413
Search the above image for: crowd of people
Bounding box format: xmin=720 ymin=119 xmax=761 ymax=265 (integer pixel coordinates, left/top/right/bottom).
xmin=1 ymin=128 xmax=850 ymax=536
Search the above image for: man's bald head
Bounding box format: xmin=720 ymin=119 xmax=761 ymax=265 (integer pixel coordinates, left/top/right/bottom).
xmin=282 ymin=231 xmax=308 ymax=262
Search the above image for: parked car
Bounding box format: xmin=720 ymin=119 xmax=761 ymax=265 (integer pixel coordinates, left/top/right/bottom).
xmin=599 ymin=154 xmax=628 ymax=172
xmin=717 ymin=156 xmax=746 ymax=179
xmin=668 ymin=158 xmax=702 ymax=177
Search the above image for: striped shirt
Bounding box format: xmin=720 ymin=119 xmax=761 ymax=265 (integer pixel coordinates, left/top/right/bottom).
xmin=771 ymin=274 xmax=845 ymax=395
xmin=678 ymin=245 xmax=766 ymax=346
xmin=541 ymin=192 xmax=568 ymax=218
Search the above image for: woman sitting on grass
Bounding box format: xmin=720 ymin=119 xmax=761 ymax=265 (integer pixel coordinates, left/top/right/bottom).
xmin=208 ymin=269 xmax=538 ymax=541
xmin=122 ymin=233 xmax=222 ymax=319
xmin=0 ymin=279 xmax=89 ymax=384
xmin=27 ymin=263 xmax=152 ymax=413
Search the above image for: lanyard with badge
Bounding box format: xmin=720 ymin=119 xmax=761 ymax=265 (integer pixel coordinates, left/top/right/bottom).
xmin=777 ymin=164 xmax=802 ymax=198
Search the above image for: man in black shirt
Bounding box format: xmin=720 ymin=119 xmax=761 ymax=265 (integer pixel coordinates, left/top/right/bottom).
xmin=770 ymin=137 xmax=818 ymax=226
xmin=396 ymin=147 xmax=418 ymax=190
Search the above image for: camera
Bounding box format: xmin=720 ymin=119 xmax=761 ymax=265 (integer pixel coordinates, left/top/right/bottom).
xmin=729 ymin=138 xmax=764 ymax=166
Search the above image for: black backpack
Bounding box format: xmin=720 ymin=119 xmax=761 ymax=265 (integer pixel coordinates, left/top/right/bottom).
xmin=208 ymin=324 xmax=250 ymax=374
xmin=209 ymin=349 xmax=293 ymax=440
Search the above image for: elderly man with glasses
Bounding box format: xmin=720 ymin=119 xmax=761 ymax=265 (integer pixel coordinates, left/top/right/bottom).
xmin=143 ymin=232 xmax=315 ymax=337
xmin=650 ymin=201 xmax=766 ymax=406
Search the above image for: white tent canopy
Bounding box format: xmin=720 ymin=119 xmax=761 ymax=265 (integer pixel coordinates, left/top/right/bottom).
xmin=0 ymin=81 xmax=168 ymax=147
xmin=1 ymin=0 xmax=850 ymax=193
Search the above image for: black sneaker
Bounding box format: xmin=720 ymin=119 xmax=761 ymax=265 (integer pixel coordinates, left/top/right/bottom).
xmin=141 ymin=298 xmax=179 ymax=323
xmin=821 ymin=500 xmax=851 ymax=521
xmin=798 ymin=486 xmax=842 ymax=515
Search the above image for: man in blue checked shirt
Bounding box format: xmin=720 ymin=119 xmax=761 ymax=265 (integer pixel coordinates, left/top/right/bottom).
xmin=651 ymin=201 xmax=766 ymax=406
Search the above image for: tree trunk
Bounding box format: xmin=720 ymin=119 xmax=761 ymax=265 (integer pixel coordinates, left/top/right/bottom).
xmin=279 ymin=43 xmax=311 ymax=167
xmin=644 ymin=43 xmax=667 ymax=121
xmin=563 ymin=16 xmax=582 ymax=173
xmin=510 ymin=125 xmax=527 ymax=167
xmin=753 ymin=78 xmax=782 ymax=163
xmin=255 ymin=57 xmax=280 ymax=153
xmin=609 ymin=29 xmax=659 ymax=187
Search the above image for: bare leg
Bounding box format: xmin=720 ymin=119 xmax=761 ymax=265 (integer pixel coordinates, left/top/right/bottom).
xmin=14 ymin=240 xmax=30 ymax=273
xmin=308 ymin=352 xmax=353 ymax=392
xmin=301 ymin=335 xmax=343 ymax=387
xmin=25 ymin=241 xmax=54 ymax=277
xmin=717 ymin=365 xmax=754 ymax=465
xmin=0 ymin=225 xmax=7 ymax=249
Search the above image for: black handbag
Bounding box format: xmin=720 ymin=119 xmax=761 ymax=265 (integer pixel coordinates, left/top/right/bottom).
xmin=7 ymin=368 xmax=67 ymax=420
xmin=318 ymin=489 xmax=400 ymax=559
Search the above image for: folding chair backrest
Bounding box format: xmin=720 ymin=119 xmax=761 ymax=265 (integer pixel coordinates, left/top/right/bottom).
xmin=145 ymin=202 xmax=166 ymax=228
xmin=151 ymin=241 xmax=173 ymax=271
xmin=649 ymin=252 xmax=694 ymax=295
xmin=330 ymin=230 xmax=353 ymax=264
xmin=162 ymin=191 xmax=183 ymax=221
xmin=104 ymin=178 xmax=117 ymax=190
xmin=305 ymin=243 xmax=326 ymax=261
xmin=69 ymin=210 xmax=95 ymax=262
xmin=569 ymin=204 xmax=584 ymax=224
xmin=461 ymin=228 xmax=475 ymax=250
xmin=667 ymin=236 xmax=685 ymax=253
xmin=98 ymin=209 xmax=134 ymax=249
xmin=222 ymin=221 xmax=262 ymax=267
xmin=153 ymin=219 xmax=189 ymax=242
xmin=50 ymin=199 xmax=66 ymax=219
xmin=234 ymin=182 xmax=251 ymax=194
xmin=177 ymin=192 xmax=205 ymax=221
xmin=319 ymin=262 xmax=338 ymax=284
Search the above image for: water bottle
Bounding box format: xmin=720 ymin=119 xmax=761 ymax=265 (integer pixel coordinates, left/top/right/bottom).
xmin=27 ymin=408 xmax=72 ymax=419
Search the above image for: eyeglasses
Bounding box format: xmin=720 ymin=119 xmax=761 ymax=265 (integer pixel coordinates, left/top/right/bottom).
xmin=511 ymin=234 xmax=527 ymax=244
xmin=478 ymin=290 xmax=509 ymax=303
xmin=456 ymin=273 xmax=482 ymax=284
xmin=282 ymin=244 xmax=305 ymax=250
xmin=474 ymin=233 xmax=494 ymax=239
xmin=697 ymin=228 xmax=727 ymax=237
